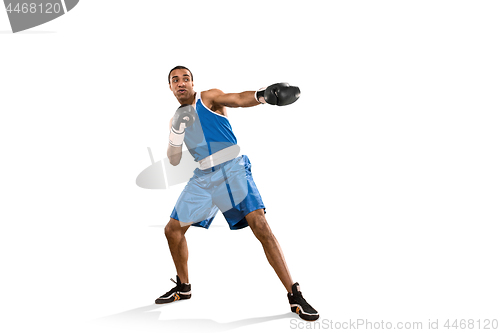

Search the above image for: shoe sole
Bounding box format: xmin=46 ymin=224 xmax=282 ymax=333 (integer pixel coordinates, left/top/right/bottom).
xmin=155 ymin=293 xmax=191 ymax=304
xmin=291 ymin=305 xmax=319 ymax=321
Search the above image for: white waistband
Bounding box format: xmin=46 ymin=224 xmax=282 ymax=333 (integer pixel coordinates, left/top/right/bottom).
xmin=199 ymin=145 xmax=240 ymax=170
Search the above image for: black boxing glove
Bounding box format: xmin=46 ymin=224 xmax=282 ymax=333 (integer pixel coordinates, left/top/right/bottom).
xmin=169 ymin=104 xmax=196 ymax=147
xmin=255 ymin=83 xmax=301 ymax=106
xmin=172 ymin=104 xmax=195 ymax=131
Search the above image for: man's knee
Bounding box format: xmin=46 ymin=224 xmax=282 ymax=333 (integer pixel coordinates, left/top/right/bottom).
xmin=248 ymin=212 xmax=273 ymax=243
xmin=165 ymin=218 xmax=184 ymax=239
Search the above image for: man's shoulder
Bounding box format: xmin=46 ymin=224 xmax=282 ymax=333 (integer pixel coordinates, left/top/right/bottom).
xmin=201 ymin=88 xmax=224 ymax=99
xmin=200 ymin=89 xmax=226 ymax=115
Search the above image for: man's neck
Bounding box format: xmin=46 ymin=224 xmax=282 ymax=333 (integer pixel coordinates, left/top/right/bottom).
xmin=177 ymin=92 xmax=196 ymax=106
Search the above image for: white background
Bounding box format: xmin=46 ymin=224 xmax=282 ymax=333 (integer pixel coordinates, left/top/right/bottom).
xmin=1 ymin=1 xmax=499 ymax=332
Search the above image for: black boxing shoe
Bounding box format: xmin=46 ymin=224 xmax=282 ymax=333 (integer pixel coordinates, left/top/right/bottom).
xmin=155 ymin=276 xmax=191 ymax=304
xmin=287 ymin=282 xmax=319 ymax=321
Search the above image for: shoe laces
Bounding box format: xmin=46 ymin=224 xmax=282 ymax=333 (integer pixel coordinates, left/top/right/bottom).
xmin=159 ymin=278 xmax=179 ymax=297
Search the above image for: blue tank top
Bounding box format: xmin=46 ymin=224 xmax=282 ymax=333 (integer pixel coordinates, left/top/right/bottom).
xmin=183 ymin=92 xmax=237 ymax=161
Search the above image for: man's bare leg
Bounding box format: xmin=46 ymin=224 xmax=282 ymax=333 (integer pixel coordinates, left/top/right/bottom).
xmin=246 ymin=209 xmax=294 ymax=293
xmin=164 ymin=218 xmax=190 ymax=284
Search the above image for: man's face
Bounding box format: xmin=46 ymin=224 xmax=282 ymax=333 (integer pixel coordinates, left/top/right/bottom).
xmin=169 ymin=69 xmax=194 ymax=102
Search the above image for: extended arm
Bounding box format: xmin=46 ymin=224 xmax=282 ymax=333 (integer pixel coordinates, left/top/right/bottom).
xmin=209 ymin=83 xmax=301 ymax=110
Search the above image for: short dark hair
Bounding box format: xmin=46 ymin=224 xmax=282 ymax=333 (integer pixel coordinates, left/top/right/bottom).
xmin=168 ymin=65 xmax=193 ymax=83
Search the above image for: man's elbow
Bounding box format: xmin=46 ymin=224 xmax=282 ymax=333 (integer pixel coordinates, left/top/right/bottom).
xmin=168 ymin=155 xmax=181 ymax=166
xmin=167 ymin=147 xmax=182 ymax=166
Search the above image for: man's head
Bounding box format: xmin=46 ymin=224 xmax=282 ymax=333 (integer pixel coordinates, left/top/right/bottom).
xmin=168 ymin=66 xmax=195 ymax=103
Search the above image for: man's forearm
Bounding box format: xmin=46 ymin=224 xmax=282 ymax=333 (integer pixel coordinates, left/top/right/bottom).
xmin=167 ymin=144 xmax=182 ymax=166
xmin=238 ymin=91 xmax=261 ymax=107
xmin=216 ymin=91 xmax=260 ymax=108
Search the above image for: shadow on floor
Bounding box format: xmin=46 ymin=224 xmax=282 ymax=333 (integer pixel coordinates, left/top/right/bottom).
xmin=91 ymin=303 xmax=295 ymax=332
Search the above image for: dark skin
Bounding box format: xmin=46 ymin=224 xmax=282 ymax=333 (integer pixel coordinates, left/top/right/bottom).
xmin=165 ymin=69 xmax=294 ymax=293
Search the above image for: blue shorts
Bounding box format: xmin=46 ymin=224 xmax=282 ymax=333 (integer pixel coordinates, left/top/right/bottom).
xmin=170 ymin=155 xmax=265 ymax=230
